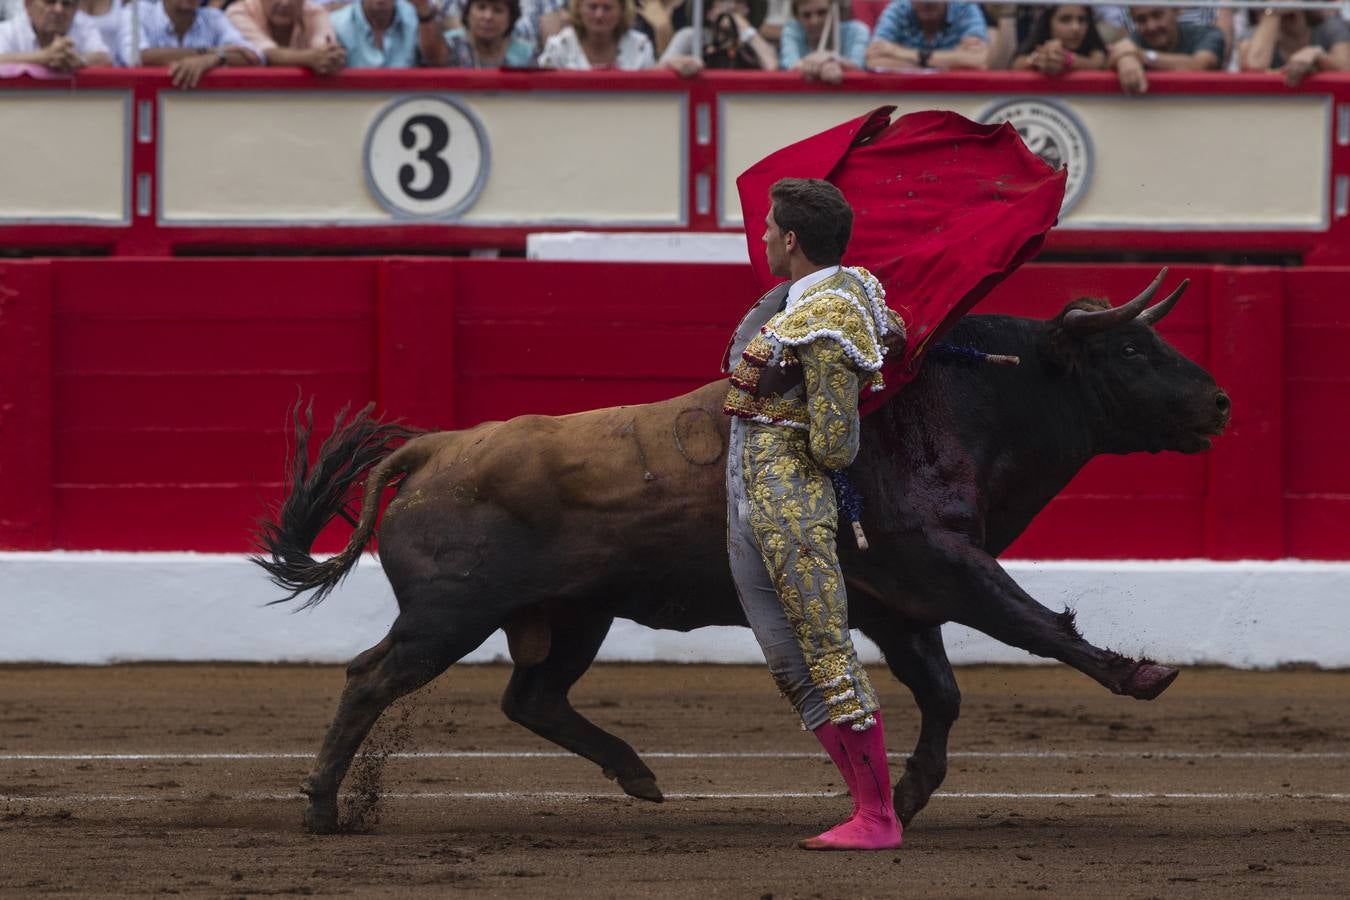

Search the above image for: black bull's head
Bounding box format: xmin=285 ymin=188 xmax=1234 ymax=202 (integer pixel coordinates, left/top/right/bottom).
xmin=1040 ymin=269 xmax=1232 ymax=455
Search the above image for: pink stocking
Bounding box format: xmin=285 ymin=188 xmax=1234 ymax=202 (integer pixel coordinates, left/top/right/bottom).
xmin=812 ymin=721 xmax=860 ymax=825
xmin=800 ymin=712 xmax=903 ymax=851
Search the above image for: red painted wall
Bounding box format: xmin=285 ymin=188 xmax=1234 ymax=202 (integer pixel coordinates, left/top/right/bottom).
xmin=0 ymin=258 xmax=1345 ymax=559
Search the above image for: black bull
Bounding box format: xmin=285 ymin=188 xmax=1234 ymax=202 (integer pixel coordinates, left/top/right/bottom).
xmin=255 ymin=271 xmax=1231 ymax=835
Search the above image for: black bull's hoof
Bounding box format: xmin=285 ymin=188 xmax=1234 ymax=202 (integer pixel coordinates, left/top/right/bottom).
xmin=1123 ymin=662 xmax=1180 ymax=700
xmin=610 ymin=770 xmax=664 ymax=803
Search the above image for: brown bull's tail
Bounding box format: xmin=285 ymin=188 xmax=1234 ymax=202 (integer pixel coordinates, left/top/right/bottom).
xmin=251 ymin=402 xmax=427 ymax=610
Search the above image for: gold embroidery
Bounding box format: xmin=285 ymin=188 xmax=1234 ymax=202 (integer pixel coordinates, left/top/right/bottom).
xmin=724 ymin=385 xmax=809 ymax=428
xmin=741 ymin=421 xmax=879 ymax=728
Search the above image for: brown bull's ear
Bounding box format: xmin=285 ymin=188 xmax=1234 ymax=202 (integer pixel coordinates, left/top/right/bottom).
xmin=1041 ymin=297 xmax=1112 ymax=373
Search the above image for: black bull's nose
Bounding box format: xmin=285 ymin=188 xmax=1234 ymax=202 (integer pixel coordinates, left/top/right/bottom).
xmin=1215 ymin=390 xmax=1232 ymax=423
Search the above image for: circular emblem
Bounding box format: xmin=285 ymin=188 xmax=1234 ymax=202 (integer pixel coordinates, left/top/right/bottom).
xmin=978 ymin=98 xmax=1093 ymax=216
xmin=364 ymin=95 xmax=490 ymax=220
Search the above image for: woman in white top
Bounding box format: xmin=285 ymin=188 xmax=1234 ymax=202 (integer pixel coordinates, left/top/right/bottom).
xmin=75 ymin=0 xmax=126 ymax=64
xmin=538 ymin=0 xmax=653 ymax=69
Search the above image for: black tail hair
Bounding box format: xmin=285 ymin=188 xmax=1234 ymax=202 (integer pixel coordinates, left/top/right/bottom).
xmin=251 ymin=401 xmax=424 ymax=610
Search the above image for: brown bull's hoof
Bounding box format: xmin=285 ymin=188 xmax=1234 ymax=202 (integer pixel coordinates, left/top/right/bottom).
xmin=1124 ymin=663 xmax=1179 ymax=700
xmin=618 ymin=774 xmax=664 ymax=803
xmin=303 ymin=802 xmax=340 ymax=835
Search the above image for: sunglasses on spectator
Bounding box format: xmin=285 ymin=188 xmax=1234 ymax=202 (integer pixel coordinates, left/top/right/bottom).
xmin=39 ymin=0 xmax=80 ymax=7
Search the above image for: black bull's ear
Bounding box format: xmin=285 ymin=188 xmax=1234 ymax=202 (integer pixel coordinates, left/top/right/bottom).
xmin=1041 ymin=273 xmax=1191 ymax=371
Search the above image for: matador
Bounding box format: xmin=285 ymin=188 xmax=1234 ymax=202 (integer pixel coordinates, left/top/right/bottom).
xmin=723 ymin=178 xmax=904 ymax=851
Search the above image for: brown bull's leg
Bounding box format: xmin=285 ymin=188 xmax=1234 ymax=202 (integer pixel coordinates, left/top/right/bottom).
xmin=500 ymin=609 xmax=662 ymax=802
xmin=860 ymin=621 xmax=960 ymax=828
xmin=301 ymin=615 xmax=498 ymax=834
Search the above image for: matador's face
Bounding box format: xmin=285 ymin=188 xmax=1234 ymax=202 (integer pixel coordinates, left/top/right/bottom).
xmin=763 ymin=207 xmax=790 ymax=279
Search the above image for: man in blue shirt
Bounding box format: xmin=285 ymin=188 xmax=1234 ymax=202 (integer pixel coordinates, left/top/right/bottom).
xmin=331 ymin=0 xmax=447 ymax=67
xmin=123 ymin=0 xmax=261 ymax=87
xmin=864 ymin=0 xmax=989 ymax=71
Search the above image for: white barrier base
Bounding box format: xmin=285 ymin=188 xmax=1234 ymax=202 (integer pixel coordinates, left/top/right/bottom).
xmin=526 ymin=232 xmax=749 ymax=264
xmin=0 ymin=553 xmax=1345 ymax=668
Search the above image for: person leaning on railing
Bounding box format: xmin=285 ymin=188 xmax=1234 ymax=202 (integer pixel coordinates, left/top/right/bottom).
xmin=74 ymin=0 xmax=127 ymax=64
xmin=779 ymin=0 xmax=869 ymax=83
xmin=439 ymin=0 xmax=562 ymax=54
xmin=119 ymin=0 xmax=260 ymax=86
xmin=1238 ymin=5 xmax=1350 ymax=87
xmin=0 ymin=0 xmax=111 ymax=69
xmin=1010 ymin=3 xmax=1107 ymax=73
xmin=538 ymin=0 xmax=655 ymax=68
xmin=864 ymin=0 xmax=991 ymax=71
xmin=441 ymin=0 xmax=536 ymax=64
xmin=659 ymin=0 xmax=776 ymax=75
xmin=1107 ymin=4 xmax=1222 ymax=95
xmin=330 ymin=0 xmax=448 ymax=65
xmin=227 ymin=0 xmax=347 ymax=73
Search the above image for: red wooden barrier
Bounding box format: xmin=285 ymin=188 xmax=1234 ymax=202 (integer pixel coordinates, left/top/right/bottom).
xmin=0 ymin=258 xmax=1345 ymax=559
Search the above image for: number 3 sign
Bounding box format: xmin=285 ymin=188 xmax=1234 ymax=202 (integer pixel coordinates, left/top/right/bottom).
xmin=364 ymin=95 xmax=490 ymax=219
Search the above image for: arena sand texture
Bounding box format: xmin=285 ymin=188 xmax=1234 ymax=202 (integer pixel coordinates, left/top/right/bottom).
xmin=1 ymin=664 xmax=1348 ymax=898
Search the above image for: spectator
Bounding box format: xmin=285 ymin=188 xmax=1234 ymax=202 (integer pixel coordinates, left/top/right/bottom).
xmin=660 ymin=0 xmax=775 ymax=75
xmin=537 ymin=0 xmax=654 ymax=69
xmin=122 ymin=0 xmax=261 ymax=86
xmin=1239 ymin=6 xmax=1350 ymax=87
xmin=331 ymin=0 xmax=446 ymax=66
xmin=1108 ymin=5 xmax=1223 ymax=95
xmin=227 ymin=0 xmax=346 ymax=72
xmin=439 ymin=0 xmax=561 ymax=51
xmin=443 ymin=0 xmax=534 ymax=64
xmin=983 ymin=2 xmax=1019 ymax=69
xmin=865 ymin=0 xmax=989 ymax=71
xmin=1011 ymin=3 xmax=1107 ymax=73
xmin=780 ymin=0 xmax=869 ymax=82
xmin=634 ymin=0 xmax=686 ymax=57
xmin=0 ymin=0 xmax=112 ymax=68
xmin=76 ymin=0 xmax=126 ymax=63
xmin=1178 ymin=4 xmax=1233 ymax=66
xmin=759 ymin=0 xmax=787 ymax=42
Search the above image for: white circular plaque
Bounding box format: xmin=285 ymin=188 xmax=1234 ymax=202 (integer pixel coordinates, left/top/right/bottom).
xmin=364 ymin=95 xmax=490 ymax=220
xmin=977 ymin=98 xmax=1094 ymax=216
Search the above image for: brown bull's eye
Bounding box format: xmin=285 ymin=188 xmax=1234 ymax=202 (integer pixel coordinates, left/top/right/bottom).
xmin=1122 ymin=343 xmax=1142 ymax=358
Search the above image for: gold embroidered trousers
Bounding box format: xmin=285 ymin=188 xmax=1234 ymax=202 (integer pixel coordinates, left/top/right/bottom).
xmin=729 ymin=419 xmax=880 ymax=731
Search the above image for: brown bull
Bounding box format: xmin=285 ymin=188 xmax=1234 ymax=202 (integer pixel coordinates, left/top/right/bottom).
xmin=254 ymin=270 xmax=1231 ymax=834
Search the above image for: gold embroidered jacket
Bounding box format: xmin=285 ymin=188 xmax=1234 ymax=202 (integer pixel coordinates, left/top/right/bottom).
xmin=724 ymin=266 xmax=903 ymax=433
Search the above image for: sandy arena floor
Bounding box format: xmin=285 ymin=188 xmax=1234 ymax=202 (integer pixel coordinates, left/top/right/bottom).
xmin=1 ymin=663 xmax=1348 ymax=898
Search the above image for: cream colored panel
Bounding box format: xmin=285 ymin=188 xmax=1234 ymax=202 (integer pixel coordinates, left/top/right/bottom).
xmin=1066 ymin=96 xmax=1326 ymax=228
xmin=0 ymin=93 xmax=127 ymax=222
xmin=719 ymin=94 xmax=1328 ymax=230
xmin=159 ymin=93 xmax=684 ymax=224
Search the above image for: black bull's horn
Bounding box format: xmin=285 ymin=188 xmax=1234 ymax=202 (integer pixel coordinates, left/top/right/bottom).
xmin=1062 ymin=267 xmax=1191 ymax=335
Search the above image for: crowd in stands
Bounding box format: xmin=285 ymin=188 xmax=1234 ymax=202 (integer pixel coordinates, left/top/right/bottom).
xmin=1 ymin=0 xmax=1348 ymax=90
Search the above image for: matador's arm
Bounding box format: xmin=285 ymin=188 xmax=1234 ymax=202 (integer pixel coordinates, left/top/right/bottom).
xmin=799 ymin=340 xmax=861 ymax=471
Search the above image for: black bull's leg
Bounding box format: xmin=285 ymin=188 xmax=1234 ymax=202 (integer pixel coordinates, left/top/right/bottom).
xmin=914 ymin=530 xmax=1178 ymax=699
xmin=501 ymin=608 xmax=663 ymax=802
xmin=857 ymin=621 xmax=960 ymax=827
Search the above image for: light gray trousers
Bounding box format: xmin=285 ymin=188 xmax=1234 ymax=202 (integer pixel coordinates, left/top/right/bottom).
xmin=725 ymin=417 xmax=831 ymax=730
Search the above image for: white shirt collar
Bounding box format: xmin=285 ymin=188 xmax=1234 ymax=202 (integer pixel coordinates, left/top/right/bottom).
xmin=784 ymin=265 xmax=841 ymax=312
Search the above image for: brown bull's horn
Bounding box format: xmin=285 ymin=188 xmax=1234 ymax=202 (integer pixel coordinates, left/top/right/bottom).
xmin=1137 ymin=278 xmax=1191 ymax=327
xmin=1063 ymin=267 xmax=1168 ymax=336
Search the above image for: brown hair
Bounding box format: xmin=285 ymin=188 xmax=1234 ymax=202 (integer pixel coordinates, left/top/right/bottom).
xmin=467 ymin=0 xmax=523 ymax=33
xmin=570 ymin=0 xmax=636 ymax=41
xmin=770 ymin=178 xmax=853 ymax=266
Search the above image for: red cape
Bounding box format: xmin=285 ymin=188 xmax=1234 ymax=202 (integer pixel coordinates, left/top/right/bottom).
xmin=736 ymin=107 xmax=1067 ymax=415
